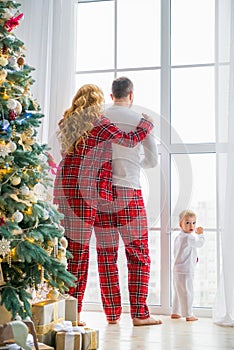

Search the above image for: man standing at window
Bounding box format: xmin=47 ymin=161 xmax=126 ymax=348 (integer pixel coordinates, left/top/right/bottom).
xmin=94 ymin=77 xmax=162 ymax=326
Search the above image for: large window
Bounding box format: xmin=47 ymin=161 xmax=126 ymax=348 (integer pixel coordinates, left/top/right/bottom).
xmin=76 ymin=0 xmax=218 ymax=316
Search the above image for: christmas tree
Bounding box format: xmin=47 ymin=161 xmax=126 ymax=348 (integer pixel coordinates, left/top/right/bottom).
xmin=0 ymin=0 xmax=75 ymax=319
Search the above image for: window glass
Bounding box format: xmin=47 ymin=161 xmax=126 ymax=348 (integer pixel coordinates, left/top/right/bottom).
xmin=117 ymin=70 xmax=161 ymax=118
xmin=143 ymin=158 xmax=161 ymax=305
xmin=171 ymin=0 xmax=215 ymax=65
xmin=75 ymin=73 xmax=115 ymax=105
xmin=141 ymin=163 xmax=161 ymax=230
xmin=117 ymin=0 xmax=161 ymax=68
xmin=84 ymin=234 xmax=102 ymax=304
xmin=193 ymin=230 xmax=217 ymax=307
xmin=76 ymin=1 xmax=114 ymax=70
xmin=171 ymin=153 xmax=216 ymax=229
xmin=171 ymin=153 xmax=217 ymax=307
xmin=171 ymin=67 xmax=215 ymax=144
xmin=148 ymin=230 xmax=161 ymax=305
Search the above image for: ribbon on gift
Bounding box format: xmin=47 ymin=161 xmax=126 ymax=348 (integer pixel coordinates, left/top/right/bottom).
xmin=83 ymin=328 xmax=99 ymax=350
xmin=65 ymin=332 xmax=80 ymax=350
xmin=55 ymin=322 xmax=84 ymax=350
xmin=54 ymin=320 xmax=85 ymax=334
xmin=35 ymin=317 xmax=64 ymax=335
xmin=89 ymin=331 xmax=97 ymax=350
xmin=56 ymin=331 xmax=82 ymax=350
xmin=54 ymin=301 xmax=58 ymax=322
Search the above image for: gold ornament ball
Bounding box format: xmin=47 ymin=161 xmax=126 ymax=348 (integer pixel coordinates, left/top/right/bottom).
xmin=11 ymin=176 xmax=21 ymax=185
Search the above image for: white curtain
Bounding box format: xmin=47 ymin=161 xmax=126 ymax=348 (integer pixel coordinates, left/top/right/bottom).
xmin=16 ymin=0 xmax=76 ymax=162
xmin=213 ymin=0 xmax=234 ymax=326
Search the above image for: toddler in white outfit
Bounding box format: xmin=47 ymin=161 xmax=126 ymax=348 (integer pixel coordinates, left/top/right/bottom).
xmin=171 ymin=209 xmax=205 ymax=321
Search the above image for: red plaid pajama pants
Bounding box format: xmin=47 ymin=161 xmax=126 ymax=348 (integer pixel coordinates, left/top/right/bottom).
xmin=67 ymin=186 xmax=151 ymax=321
xmin=94 ymin=186 xmax=151 ymax=321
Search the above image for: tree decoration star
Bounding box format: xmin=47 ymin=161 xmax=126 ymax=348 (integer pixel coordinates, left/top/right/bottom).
xmin=0 ymin=237 xmax=11 ymax=258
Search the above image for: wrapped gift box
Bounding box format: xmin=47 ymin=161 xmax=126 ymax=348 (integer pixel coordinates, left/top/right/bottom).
xmin=82 ymin=328 xmax=99 ymax=350
xmin=64 ymin=295 xmax=78 ymax=326
xmin=36 ymin=332 xmax=56 ymax=347
xmin=56 ymin=331 xmax=82 ymax=350
xmin=0 ymin=304 xmax=12 ymax=324
xmin=31 ymin=299 xmax=65 ymax=339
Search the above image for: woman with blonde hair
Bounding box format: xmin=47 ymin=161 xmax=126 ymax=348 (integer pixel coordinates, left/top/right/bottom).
xmin=53 ymin=84 xmax=154 ymax=325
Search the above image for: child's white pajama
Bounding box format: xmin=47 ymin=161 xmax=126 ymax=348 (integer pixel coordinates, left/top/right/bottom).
xmin=172 ymin=231 xmax=205 ymax=317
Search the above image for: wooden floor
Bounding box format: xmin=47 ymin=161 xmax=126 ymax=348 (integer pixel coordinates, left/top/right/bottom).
xmin=83 ymin=311 xmax=234 ymax=349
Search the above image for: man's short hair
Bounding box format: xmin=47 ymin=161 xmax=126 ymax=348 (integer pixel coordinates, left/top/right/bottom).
xmin=111 ymin=76 xmax=133 ymax=99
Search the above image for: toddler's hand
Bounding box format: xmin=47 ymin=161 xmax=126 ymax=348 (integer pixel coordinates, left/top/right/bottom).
xmin=196 ymin=227 xmax=203 ymax=234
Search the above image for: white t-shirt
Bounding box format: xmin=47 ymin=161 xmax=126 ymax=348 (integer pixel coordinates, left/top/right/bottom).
xmin=105 ymin=105 xmax=158 ymax=189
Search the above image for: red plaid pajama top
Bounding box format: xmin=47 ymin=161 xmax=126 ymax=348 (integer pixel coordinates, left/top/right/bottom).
xmin=53 ymin=116 xmax=153 ymax=243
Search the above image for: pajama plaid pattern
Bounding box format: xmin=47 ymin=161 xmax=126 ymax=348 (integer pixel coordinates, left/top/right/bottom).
xmin=94 ymin=186 xmax=151 ymax=321
xmin=66 ymin=239 xmax=89 ymax=313
xmin=53 ymin=116 xmax=153 ymax=242
xmin=53 ymin=116 xmax=153 ymax=313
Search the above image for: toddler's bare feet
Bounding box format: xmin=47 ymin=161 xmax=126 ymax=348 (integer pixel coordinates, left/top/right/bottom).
xmin=186 ymin=316 xmax=198 ymax=321
xmin=171 ymin=314 xmax=181 ymax=319
xmin=133 ymin=316 xmax=162 ymax=326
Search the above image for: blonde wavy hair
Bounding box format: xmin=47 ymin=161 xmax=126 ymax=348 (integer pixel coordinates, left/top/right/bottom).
xmin=57 ymin=84 xmax=104 ymax=154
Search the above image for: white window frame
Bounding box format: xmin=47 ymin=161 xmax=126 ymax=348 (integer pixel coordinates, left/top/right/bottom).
xmin=76 ymin=0 xmax=220 ymax=317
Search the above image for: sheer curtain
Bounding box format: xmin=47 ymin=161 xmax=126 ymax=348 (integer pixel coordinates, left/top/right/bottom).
xmin=213 ymin=0 xmax=234 ymax=326
xmin=16 ymin=0 xmax=76 ymax=162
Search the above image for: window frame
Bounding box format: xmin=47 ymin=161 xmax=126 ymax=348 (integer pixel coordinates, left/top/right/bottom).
xmin=75 ymin=0 xmax=220 ymax=317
